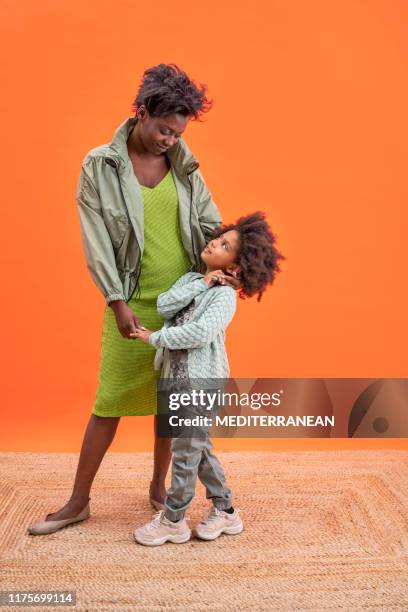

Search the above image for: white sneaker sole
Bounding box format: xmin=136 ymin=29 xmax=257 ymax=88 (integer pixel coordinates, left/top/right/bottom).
xmin=133 ymin=529 xmax=191 ymax=546
xmin=193 ymin=521 xmax=244 ymax=541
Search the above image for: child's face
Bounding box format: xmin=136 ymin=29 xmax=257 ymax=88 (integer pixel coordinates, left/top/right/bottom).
xmin=200 ymin=229 xmax=241 ymax=275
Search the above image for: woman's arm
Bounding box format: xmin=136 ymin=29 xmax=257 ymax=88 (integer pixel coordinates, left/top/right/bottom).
xmin=149 ymin=288 xmax=236 ymax=350
xmin=157 ymin=275 xmax=210 ymax=319
xmin=76 ymin=160 xmax=126 ymax=305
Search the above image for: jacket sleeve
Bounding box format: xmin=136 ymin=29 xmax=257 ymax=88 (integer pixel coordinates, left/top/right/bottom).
xmin=149 ymin=289 xmax=236 ymax=350
xmin=157 ymin=275 xmax=210 ymax=320
xmin=194 ymin=169 xmax=222 ymax=241
xmin=76 ymin=160 xmax=126 ymax=305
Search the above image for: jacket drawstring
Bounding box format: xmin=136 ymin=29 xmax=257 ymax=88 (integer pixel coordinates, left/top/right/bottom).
xmin=105 ymin=156 xmax=142 ymax=303
xmin=186 ymin=162 xmax=200 ymax=273
xmin=131 ymin=270 xmax=142 ymax=302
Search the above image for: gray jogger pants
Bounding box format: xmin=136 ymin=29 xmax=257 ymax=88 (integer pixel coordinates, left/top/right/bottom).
xmin=164 ymin=432 xmax=232 ymax=521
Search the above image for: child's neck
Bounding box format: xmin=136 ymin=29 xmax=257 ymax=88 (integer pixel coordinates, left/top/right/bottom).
xmin=205 ymin=266 xmax=226 ymax=275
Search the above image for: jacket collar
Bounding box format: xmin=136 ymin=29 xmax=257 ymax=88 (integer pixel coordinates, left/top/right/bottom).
xmin=109 ymin=116 xmax=200 ymax=176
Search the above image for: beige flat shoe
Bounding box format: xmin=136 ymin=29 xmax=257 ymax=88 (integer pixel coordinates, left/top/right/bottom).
xmin=27 ymin=500 xmax=91 ymax=536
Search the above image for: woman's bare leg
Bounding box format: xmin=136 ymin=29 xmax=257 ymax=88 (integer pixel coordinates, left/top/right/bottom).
xmin=149 ymin=415 xmax=172 ymax=504
xmin=46 ymin=415 xmax=120 ymax=521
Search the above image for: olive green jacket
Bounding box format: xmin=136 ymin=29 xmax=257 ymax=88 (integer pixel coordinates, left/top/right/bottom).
xmin=75 ymin=117 xmax=222 ymax=305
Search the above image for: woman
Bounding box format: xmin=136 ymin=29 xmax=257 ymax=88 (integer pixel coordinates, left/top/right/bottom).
xmin=28 ymin=63 xmax=239 ymax=535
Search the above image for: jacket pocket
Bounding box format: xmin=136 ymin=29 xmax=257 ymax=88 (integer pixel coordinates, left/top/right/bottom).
xmin=104 ymin=210 xmax=131 ymax=251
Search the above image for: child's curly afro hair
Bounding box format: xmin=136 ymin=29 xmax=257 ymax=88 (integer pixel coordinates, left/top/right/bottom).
xmin=211 ymin=211 xmax=286 ymax=302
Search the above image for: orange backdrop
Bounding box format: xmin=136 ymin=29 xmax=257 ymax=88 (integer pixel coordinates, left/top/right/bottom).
xmin=1 ymin=0 xmax=407 ymax=452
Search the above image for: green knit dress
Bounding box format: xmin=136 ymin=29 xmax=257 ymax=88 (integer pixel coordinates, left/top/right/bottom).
xmin=92 ymin=166 xmax=192 ymax=417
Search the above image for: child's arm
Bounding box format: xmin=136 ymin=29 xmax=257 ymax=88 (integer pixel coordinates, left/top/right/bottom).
xmin=156 ymin=274 xmax=210 ymax=320
xmin=148 ymin=288 xmax=236 ymax=350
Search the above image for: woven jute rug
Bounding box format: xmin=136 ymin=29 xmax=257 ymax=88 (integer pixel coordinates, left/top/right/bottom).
xmin=1 ymin=450 xmax=408 ymax=611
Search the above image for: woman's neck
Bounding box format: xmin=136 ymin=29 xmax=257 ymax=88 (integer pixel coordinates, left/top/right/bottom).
xmin=127 ymin=123 xmax=156 ymax=159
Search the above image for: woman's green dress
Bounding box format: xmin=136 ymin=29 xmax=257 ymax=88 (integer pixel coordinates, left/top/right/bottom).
xmin=92 ymin=166 xmax=191 ymax=417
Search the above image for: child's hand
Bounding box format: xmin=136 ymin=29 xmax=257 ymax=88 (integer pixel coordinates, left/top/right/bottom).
xmin=129 ymin=326 xmax=152 ymax=343
xmin=203 ymin=270 xmax=228 ymax=287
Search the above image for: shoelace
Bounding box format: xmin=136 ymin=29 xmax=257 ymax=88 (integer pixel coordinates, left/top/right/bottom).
xmin=146 ymin=510 xmax=190 ymax=530
xmin=202 ymin=507 xmax=222 ymax=525
xmin=147 ymin=510 xmax=165 ymax=530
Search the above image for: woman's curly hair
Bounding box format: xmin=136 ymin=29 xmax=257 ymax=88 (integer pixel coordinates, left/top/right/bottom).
xmin=211 ymin=211 xmax=286 ymax=302
xmin=132 ymin=63 xmax=212 ymax=120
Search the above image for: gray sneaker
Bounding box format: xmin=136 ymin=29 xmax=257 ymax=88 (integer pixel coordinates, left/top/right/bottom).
xmin=193 ymin=507 xmax=244 ymax=541
xmin=133 ymin=511 xmax=191 ymax=546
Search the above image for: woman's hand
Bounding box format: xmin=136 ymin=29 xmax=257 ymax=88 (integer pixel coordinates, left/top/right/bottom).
xmin=203 ymin=269 xmax=242 ymax=291
xmin=129 ymin=327 xmax=152 ymax=343
xmin=109 ymin=300 xmax=141 ymax=339
xmin=222 ymin=271 xmax=242 ymax=291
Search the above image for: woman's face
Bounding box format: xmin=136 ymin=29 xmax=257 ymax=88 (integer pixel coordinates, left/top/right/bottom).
xmin=137 ymin=108 xmax=190 ymax=155
xmin=201 ymin=229 xmax=241 ymax=275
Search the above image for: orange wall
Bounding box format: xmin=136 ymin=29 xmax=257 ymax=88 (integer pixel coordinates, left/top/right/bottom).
xmin=1 ymin=1 xmax=407 ymax=452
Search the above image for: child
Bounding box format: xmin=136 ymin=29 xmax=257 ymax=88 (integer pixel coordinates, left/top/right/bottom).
xmin=130 ymin=211 xmax=285 ymax=546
